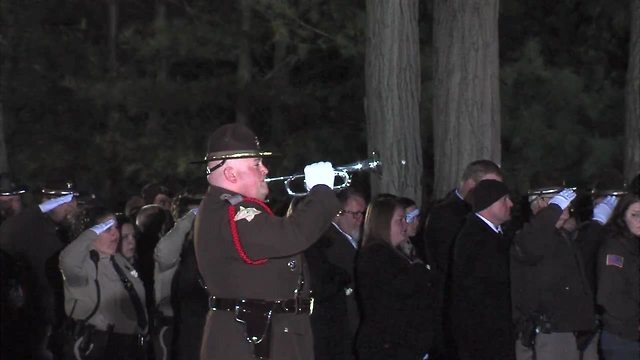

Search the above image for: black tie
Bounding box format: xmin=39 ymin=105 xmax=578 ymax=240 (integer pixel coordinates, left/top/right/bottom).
xmin=110 ymin=256 xmax=148 ymax=330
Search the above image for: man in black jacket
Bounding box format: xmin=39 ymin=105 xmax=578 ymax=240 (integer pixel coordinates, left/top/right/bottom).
xmin=511 ymin=178 xmax=597 ymax=360
xmin=450 ymin=179 xmax=515 ymax=360
xmin=423 ymin=159 xmax=503 ymax=359
xmin=305 ymin=187 xmax=366 ymax=359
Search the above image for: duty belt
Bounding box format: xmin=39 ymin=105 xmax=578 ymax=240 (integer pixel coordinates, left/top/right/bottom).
xmin=208 ymin=296 xmax=314 ymax=315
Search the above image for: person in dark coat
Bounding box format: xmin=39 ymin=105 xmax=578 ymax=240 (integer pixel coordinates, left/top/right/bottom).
xmin=575 ymin=169 xmax=627 ymax=299
xmin=0 ymin=185 xmax=78 ymax=359
xmin=356 ymin=195 xmax=434 ymax=360
xmin=305 ymin=187 xmax=365 ymax=360
xmin=511 ymin=175 xmax=597 ymax=360
xmin=450 ymin=179 xmax=515 ymax=360
xmin=422 ymin=159 xmax=503 ymax=359
xmin=193 ymin=123 xmax=341 ymax=360
xmin=0 ymin=173 xmax=27 ymax=225
xmin=596 ymin=193 xmax=640 ymax=359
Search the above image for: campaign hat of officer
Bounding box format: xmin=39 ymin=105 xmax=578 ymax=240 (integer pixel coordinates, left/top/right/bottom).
xmin=590 ymin=168 xmax=627 ymax=198
xmin=629 ymin=172 xmax=640 ymax=196
xmin=0 ymin=173 xmax=27 ymax=196
xmin=191 ymin=123 xmax=277 ymax=164
xmin=527 ymin=170 xmax=565 ymax=202
xmin=41 ymin=179 xmax=79 ymax=197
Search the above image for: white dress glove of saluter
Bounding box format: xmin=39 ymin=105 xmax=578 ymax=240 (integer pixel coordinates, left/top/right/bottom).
xmin=38 ymin=194 xmax=74 ymax=213
xmin=548 ymin=188 xmax=577 ymax=210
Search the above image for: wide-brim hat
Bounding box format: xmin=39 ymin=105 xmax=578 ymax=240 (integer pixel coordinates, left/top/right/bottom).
xmin=41 ymin=180 xmax=79 ymax=197
xmin=527 ymin=186 xmax=564 ymax=198
xmin=0 ymin=173 xmax=27 ymax=196
xmin=191 ymin=123 xmax=277 ymax=164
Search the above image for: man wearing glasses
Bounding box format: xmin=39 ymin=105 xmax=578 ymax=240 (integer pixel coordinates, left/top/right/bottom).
xmin=305 ymin=187 xmax=366 ymax=360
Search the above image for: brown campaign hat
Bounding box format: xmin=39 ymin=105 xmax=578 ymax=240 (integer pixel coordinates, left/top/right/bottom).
xmin=0 ymin=173 xmax=27 ymax=196
xmin=41 ymin=180 xmax=79 ymax=197
xmin=191 ymin=123 xmax=276 ymax=164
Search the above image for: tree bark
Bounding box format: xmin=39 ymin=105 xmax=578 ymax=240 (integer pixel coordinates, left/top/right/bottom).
xmin=236 ymin=0 xmax=253 ymax=125
xmin=432 ymin=0 xmax=501 ymax=199
xmin=365 ymin=0 xmax=422 ymax=205
xmin=625 ymin=0 xmax=640 ymax=182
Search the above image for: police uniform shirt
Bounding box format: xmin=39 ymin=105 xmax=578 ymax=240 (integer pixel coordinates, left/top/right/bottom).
xmin=60 ymin=229 xmax=147 ymax=335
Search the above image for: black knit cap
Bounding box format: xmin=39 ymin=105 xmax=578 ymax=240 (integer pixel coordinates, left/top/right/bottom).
xmin=191 ymin=123 xmax=276 ymax=164
xmin=471 ymin=179 xmax=510 ymax=212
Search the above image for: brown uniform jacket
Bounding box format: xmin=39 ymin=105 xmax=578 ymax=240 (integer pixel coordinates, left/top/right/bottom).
xmin=195 ymin=184 xmax=340 ymax=360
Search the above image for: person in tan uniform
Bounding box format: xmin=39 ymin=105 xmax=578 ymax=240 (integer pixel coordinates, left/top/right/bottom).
xmin=59 ymin=206 xmax=148 ymax=360
xmin=193 ymin=123 xmax=341 ymax=360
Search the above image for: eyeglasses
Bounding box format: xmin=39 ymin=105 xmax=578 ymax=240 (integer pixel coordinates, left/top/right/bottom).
xmin=341 ymin=210 xmax=365 ymax=218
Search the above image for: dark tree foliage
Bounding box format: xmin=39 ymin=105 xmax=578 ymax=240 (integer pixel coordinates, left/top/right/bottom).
xmin=0 ymin=0 xmax=630 ymax=211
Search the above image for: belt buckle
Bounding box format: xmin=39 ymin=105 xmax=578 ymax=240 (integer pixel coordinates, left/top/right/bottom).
xmin=137 ymin=334 xmax=145 ymax=347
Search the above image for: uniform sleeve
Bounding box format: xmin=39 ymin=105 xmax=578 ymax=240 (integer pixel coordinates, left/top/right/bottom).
xmin=154 ymin=211 xmax=196 ymax=272
xmin=59 ymin=229 xmax=97 ymax=287
xmin=511 ymin=204 xmax=562 ymax=264
xmin=234 ymin=185 xmax=341 ymax=259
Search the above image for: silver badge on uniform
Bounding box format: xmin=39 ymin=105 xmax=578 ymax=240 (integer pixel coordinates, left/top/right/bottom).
xmin=287 ymin=259 xmax=297 ymax=271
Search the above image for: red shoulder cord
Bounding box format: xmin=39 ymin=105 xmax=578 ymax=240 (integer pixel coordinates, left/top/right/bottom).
xmin=227 ymin=197 xmax=274 ymax=265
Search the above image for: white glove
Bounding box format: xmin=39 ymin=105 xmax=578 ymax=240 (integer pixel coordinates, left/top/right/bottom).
xmin=548 ymin=188 xmax=577 ymax=210
xmin=304 ymin=162 xmax=335 ymax=190
xmin=38 ymin=194 xmax=74 ymax=213
xmin=592 ymin=196 xmax=618 ymax=225
xmin=90 ymin=219 xmax=116 ymax=235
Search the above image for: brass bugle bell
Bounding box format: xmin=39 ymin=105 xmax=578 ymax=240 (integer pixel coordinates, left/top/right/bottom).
xmin=265 ymin=154 xmax=382 ymax=197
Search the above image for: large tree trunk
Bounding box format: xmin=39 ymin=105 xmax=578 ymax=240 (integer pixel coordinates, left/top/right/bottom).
xmin=365 ymin=0 xmax=422 ymax=205
xmin=236 ymin=0 xmax=252 ymax=125
xmin=625 ymin=0 xmax=640 ymax=182
xmin=0 ymin=0 xmax=15 ymax=174
xmin=0 ymin=107 xmax=8 ymax=174
xmin=432 ymin=0 xmax=501 ymax=199
xmin=269 ymin=18 xmax=290 ymax=149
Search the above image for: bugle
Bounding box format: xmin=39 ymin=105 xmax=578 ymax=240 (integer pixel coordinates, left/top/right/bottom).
xmin=265 ymin=155 xmax=382 ymax=197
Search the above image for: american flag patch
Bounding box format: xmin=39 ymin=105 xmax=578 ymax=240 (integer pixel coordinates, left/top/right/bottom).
xmin=605 ymin=254 xmax=624 ymax=268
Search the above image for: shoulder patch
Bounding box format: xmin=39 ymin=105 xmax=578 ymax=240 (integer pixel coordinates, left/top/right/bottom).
xmin=605 ymin=254 xmax=624 ymax=268
xmin=234 ymin=206 xmax=262 ymax=222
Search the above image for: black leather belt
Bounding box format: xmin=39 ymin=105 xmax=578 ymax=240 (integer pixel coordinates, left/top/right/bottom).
xmin=209 ymin=297 xmax=314 ymax=315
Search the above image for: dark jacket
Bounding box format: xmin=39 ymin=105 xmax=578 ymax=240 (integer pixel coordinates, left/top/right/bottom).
xmin=511 ymin=204 xmax=596 ymax=333
xmin=305 ymin=224 xmax=359 ymax=359
xmin=451 ymin=214 xmax=515 ymax=360
xmin=0 ymin=207 xmax=65 ymax=325
xmin=575 ymin=220 xmax=606 ymax=297
xmin=596 ymin=232 xmax=639 ymax=341
xmin=355 ymin=242 xmax=434 ymax=360
xmin=195 ymin=184 xmax=340 ymax=360
xmin=423 ymin=190 xmax=470 ymax=275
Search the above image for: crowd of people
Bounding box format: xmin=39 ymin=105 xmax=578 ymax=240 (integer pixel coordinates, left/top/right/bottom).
xmin=0 ymin=123 xmax=638 ymax=360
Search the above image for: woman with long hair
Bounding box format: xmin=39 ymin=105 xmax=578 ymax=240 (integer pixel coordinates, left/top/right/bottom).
xmin=355 ymin=195 xmax=434 ymax=360
xmin=597 ymin=193 xmax=640 ymax=359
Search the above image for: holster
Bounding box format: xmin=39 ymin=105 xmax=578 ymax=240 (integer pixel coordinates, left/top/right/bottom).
xmin=574 ymin=329 xmax=597 ymax=352
xmin=234 ymin=301 xmax=274 ymax=359
xmin=519 ymin=316 xmax=538 ymax=348
xmin=518 ymin=313 xmax=551 ymax=348
xmin=62 ymin=319 xmax=110 ymax=359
